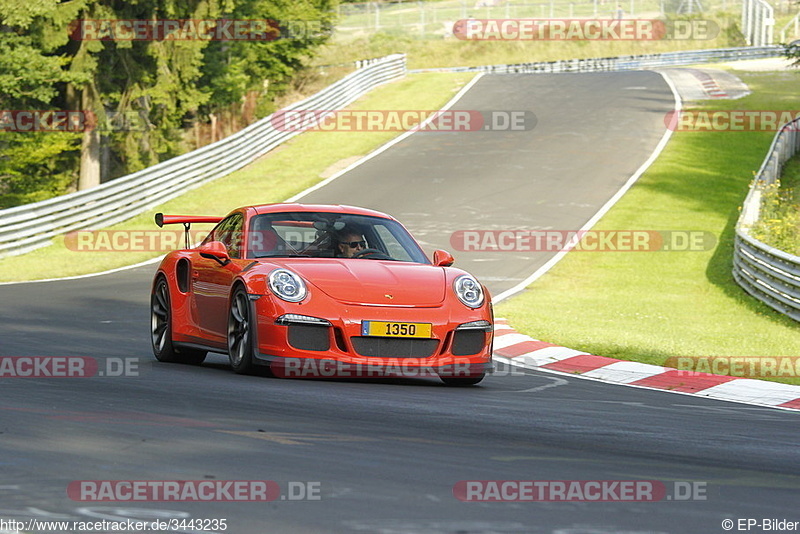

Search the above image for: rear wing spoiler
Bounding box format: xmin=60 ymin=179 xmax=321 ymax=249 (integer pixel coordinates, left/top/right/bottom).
xmin=155 ymin=212 xmax=223 ymax=248
xmin=155 ymin=213 xmax=223 ymax=227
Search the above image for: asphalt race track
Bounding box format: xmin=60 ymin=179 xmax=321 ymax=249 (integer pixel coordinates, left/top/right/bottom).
xmin=1 ymin=72 xmax=798 ymax=534
xmin=300 ymin=72 xmax=675 ymax=296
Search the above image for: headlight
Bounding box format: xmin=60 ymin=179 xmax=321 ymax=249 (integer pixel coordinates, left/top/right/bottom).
xmin=268 ymin=269 xmax=307 ymax=302
xmin=453 ymin=274 xmax=484 ymax=308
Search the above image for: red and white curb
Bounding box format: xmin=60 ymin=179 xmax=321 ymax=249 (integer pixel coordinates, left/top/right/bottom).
xmin=492 ymin=319 xmax=800 ymax=412
xmin=688 ymin=68 xmax=729 ymax=98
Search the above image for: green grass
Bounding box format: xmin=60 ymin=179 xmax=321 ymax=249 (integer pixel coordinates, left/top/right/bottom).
xmin=0 ymin=4 xmax=756 ymax=281
xmin=0 ymin=72 xmax=476 ymax=282
xmin=316 ymin=10 xmax=747 ymax=70
xmin=336 ymin=0 xmax=668 ymax=37
xmin=496 ymin=69 xmax=800 ymax=384
xmin=3 ymin=23 xmax=798 ymax=385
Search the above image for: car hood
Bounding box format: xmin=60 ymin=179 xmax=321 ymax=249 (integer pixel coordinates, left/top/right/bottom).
xmin=278 ymin=259 xmax=446 ymax=306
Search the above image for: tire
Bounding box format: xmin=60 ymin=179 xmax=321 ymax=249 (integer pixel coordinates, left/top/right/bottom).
xmin=228 ymin=286 xmax=257 ymax=374
xmin=439 ymin=373 xmax=485 ymax=386
xmin=151 ymin=276 xmax=206 ymax=365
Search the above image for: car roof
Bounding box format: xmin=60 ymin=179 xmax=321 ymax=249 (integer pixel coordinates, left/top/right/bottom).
xmin=249 ymin=203 xmax=395 ymax=220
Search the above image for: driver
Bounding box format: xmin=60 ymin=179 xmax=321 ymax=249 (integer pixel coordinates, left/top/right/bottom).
xmin=335 ymin=228 xmax=367 ymax=258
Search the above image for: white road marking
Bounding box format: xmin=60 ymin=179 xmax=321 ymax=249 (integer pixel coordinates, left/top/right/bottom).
xmin=492 ymin=71 xmax=682 ymax=304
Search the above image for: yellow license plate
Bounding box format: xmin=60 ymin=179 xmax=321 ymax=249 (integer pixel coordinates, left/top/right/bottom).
xmin=361 ymin=321 xmax=432 ymax=338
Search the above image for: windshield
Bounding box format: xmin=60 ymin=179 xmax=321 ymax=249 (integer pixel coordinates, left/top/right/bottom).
xmin=247 ymin=212 xmax=430 ymax=263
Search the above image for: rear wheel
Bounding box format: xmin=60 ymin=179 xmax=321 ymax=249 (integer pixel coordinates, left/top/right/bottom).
xmin=150 ymin=277 xmax=206 ymax=365
xmin=228 ymin=286 xmax=256 ymax=374
xmin=439 ymin=373 xmax=485 ymax=386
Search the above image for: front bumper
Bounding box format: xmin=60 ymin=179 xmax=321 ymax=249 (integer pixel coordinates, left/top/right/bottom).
xmin=250 ymin=299 xmax=493 ymax=378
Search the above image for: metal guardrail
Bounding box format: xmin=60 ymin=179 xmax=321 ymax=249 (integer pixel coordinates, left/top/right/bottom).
xmin=733 ymin=118 xmax=800 ymax=322
xmin=1 ymin=46 xmax=789 ymax=261
xmin=409 ymin=45 xmax=784 ymax=74
xmin=0 ymin=54 xmax=407 ymax=259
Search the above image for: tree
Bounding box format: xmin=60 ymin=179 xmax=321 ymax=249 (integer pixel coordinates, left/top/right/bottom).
xmin=200 ymin=0 xmax=337 ymax=119
xmin=0 ymin=0 xmax=338 ymax=207
xmin=0 ymin=2 xmax=90 ymax=206
xmin=785 ymin=39 xmax=800 ymax=67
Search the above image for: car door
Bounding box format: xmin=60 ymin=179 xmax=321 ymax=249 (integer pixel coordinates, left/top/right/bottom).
xmin=191 ymin=213 xmax=245 ymax=343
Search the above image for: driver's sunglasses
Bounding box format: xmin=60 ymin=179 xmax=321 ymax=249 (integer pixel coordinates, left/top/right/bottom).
xmin=341 ymin=240 xmax=366 ymax=249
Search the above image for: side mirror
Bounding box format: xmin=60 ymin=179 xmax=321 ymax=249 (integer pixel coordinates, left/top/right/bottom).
xmin=198 ymin=241 xmax=231 ymax=266
xmin=433 ymin=249 xmax=455 ymax=267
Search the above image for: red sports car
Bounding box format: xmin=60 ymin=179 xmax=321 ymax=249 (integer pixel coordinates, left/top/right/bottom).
xmin=150 ymin=204 xmax=493 ymax=385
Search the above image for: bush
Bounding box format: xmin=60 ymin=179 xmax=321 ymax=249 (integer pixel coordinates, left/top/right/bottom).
xmin=749 ymin=159 xmax=800 ymax=255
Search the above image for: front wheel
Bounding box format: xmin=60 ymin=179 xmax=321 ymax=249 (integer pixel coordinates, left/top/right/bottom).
xmin=228 ymin=286 xmax=257 ymax=374
xmin=439 ymin=373 xmax=485 ymax=386
xmin=151 ymin=277 xmax=206 ymax=365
